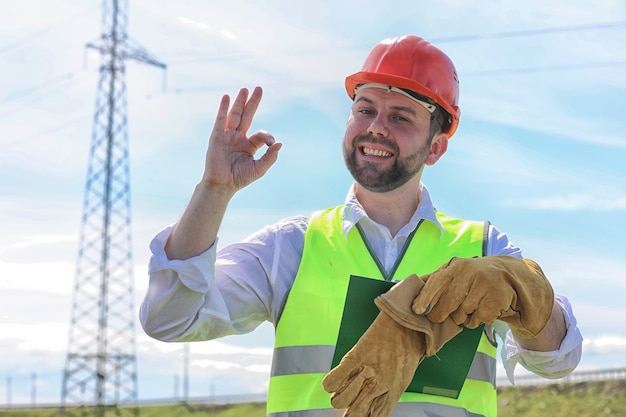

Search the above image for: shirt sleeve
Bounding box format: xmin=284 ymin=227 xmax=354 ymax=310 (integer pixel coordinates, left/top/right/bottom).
xmin=486 ymin=224 xmax=583 ymax=383
xmin=138 ymin=225 xmax=225 ymax=342
xmin=503 ymin=294 xmax=583 ymax=382
xmin=138 ymin=217 xmax=307 ymax=343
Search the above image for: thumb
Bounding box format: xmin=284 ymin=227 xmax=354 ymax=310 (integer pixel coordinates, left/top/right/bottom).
xmin=249 ymin=131 xmax=281 ymax=176
xmin=411 ymin=295 xmax=431 ymax=316
xmin=256 ymin=142 xmax=282 ymax=177
xmin=410 ymin=273 xmax=432 ymax=315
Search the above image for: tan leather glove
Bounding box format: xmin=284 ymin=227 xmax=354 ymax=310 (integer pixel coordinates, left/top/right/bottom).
xmin=322 ymin=275 xmax=461 ymax=417
xmin=411 ymin=256 xmax=554 ymax=339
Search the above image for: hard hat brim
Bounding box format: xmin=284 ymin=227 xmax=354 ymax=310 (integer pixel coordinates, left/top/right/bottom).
xmin=345 ymin=71 xmax=460 ymax=137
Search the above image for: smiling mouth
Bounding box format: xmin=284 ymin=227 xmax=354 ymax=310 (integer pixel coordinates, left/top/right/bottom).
xmin=361 ymin=146 xmax=392 ymax=157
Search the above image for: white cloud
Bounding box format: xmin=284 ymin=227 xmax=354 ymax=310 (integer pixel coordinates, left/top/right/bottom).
xmin=192 ymin=359 xmax=241 ymax=370
xmin=0 ymin=322 xmax=68 ymax=354
xmin=245 ymin=364 xmax=272 ymax=373
xmin=137 ymin=334 xmax=182 ymax=354
xmin=189 ymin=359 xmax=270 ymax=373
xmin=3 ymin=233 xmax=76 ymax=252
xmin=177 ymin=17 xmax=211 ymax=31
xmin=583 ymin=335 xmax=626 ymax=354
xmin=0 ymin=260 xmax=74 ymax=294
xmin=220 ymin=30 xmax=237 ymax=40
xmin=191 ymin=340 xmax=273 ymax=356
xmin=504 ymin=192 xmax=626 ymax=211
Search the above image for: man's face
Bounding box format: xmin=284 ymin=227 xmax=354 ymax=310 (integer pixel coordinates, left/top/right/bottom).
xmin=343 ymin=87 xmax=439 ymax=193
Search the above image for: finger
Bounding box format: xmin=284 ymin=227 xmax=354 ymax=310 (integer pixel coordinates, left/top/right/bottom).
xmin=367 ymin=392 xmax=390 ymax=417
xmin=321 ymin=372 xmax=344 ymax=394
xmin=338 ymin=377 xmax=376 ymax=413
xmin=451 ymin=307 xmax=472 ymax=326
xmin=225 ymin=88 xmax=249 ymax=131
xmin=426 ymin=280 xmax=473 ymax=323
xmin=326 ymin=364 xmax=373 ymax=410
xmin=414 ymin=263 xmax=477 ymax=321
xmin=411 ymin=271 xmax=454 ymax=315
xmin=449 ymin=281 xmax=483 ymax=325
xmin=322 ymin=362 xmax=361 ymax=393
xmin=248 ymin=130 xmax=276 ymax=149
xmin=329 ymin=368 xmax=373 ymax=409
xmin=466 ymin=296 xmax=513 ymax=327
xmin=237 ymin=86 xmax=263 ymax=134
xmin=329 ymin=375 xmax=366 ymax=409
xmin=212 ymin=94 xmax=231 ymax=132
xmin=465 ymin=313 xmax=485 ymax=328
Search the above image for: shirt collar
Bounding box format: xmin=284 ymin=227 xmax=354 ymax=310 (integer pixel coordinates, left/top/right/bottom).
xmin=342 ymin=182 xmax=444 ymax=238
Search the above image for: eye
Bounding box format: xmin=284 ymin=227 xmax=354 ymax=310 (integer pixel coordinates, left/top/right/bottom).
xmin=358 ymin=108 xmax=374 ymax=116
xmin=391 ymin=113 xmax=412 ymax=124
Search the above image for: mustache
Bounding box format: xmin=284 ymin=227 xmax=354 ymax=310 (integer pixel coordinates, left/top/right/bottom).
xmin=353 ymin=134 xmax=398 ymax=153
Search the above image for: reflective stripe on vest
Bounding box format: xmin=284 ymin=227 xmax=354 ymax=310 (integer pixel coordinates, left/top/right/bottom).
xmin=271 ymin=344 xmax=495 ymax=384
xmin=267 ymin=206 xmax=497 ymax=417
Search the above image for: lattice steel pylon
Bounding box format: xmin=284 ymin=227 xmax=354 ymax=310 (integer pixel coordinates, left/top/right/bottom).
xmin=61 ymin=1 xmax=165 ymax=416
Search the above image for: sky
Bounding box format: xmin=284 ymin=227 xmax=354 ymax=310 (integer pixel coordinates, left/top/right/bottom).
xmin=1 ymin=0 xmax=626 ymax=406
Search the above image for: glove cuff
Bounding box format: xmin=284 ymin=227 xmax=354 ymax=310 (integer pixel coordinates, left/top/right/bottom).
xmin=502 ymin=257 xmax=555 ymax=339
xmin=374 ymin=274 xmax=461 ymax=356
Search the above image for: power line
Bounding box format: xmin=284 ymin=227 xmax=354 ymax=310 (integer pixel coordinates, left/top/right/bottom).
xmin=0 ymin=7 xmax=94 ymax=56
xmin=0 ymin=72 xmax=92 ymax=121
xmin=159 ymin=20 xmax=626 ymax=64
xmin=3 ymin=16 xmax=625 ymax=147
xmin=431 ymin=20 xmax=626 ymax=43
xmin=0 ymin=88 xmax=167 ymax=151
xmin=465 ymin=59 xmax=626 ymax=77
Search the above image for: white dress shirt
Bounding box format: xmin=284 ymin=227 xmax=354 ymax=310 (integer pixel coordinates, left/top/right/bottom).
xmin=139 ymin=183 xmax=583 ymax=383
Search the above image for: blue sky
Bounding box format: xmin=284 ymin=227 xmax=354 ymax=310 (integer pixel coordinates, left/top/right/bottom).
xmin=1 ymin=0 xmax=625 ymax=405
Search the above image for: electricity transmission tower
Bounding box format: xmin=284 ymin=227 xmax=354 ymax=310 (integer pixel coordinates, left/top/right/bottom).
xmin=61 ymin=1 xmax=165 ymax=416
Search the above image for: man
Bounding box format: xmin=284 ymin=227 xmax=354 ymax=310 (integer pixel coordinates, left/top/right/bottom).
xmin=139 ymin=35 xmax=582 ymax=417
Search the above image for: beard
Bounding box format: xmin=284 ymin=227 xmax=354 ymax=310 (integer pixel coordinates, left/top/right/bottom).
xmin=343 ymin=133 xmax=431 ymax=193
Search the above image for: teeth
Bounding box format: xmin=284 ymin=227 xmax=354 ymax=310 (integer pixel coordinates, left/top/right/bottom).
xmin=363 ymin=147 xmax=392 ymax=157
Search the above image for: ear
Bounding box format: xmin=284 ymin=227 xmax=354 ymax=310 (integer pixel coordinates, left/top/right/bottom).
xmin=425 ymin=133 xmax=449 ymax=166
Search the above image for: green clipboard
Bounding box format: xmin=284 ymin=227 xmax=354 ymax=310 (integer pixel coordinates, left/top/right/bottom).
xmin=332 ymin=275 xmax=485 ymax=399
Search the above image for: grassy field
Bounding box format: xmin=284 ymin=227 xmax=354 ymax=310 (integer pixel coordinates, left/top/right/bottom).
xmin=1 ymin=379 xmax=624 ymax=416
xmin=497 ymin=379 xmax=626 ymax=417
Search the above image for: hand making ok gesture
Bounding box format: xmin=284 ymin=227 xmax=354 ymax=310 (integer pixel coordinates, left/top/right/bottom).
xmin=202 ymin=86 xmax=282 ymax=194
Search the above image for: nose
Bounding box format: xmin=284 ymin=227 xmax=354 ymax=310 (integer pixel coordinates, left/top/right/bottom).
xmin=367 ymin=115 xmax=388 ymax=137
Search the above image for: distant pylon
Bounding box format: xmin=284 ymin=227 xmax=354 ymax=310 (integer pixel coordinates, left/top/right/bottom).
xmin=61 ymin=1 xmax=165 ymax=416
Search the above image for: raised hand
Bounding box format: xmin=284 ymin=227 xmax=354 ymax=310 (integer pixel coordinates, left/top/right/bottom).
xmin=164 ymin=86 xmax=282 ymax=260
xmin=202 ymin=86 xmax=282 ymax=194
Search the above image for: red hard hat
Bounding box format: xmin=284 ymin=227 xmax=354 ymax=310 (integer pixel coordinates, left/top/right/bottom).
xmin=345 ymin=35 xmax=461 ymax=137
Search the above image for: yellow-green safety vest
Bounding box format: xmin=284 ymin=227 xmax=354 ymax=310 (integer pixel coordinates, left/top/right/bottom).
xmin=267 ymin=206 xmax=498 ymax=417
